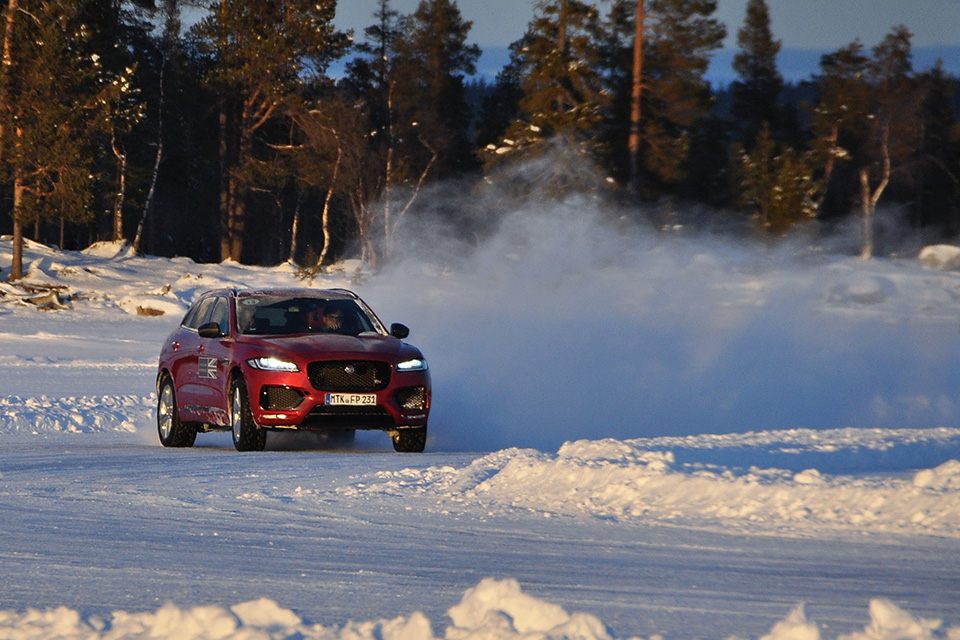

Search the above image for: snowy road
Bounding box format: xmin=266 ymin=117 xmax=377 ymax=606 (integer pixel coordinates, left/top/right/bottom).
xmin=2 ymin=434 xmax=958 ymax=640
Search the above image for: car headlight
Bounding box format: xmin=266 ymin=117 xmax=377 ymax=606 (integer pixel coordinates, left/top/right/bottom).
xmin=247 ymin=357 xmax=299 ymax=372
xmin=396 ymin=358 xmax=427 ymax=372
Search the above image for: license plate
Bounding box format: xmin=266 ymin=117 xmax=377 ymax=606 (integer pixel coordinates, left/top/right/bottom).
xmin=325 ymin=393 xmax=377 ymax=406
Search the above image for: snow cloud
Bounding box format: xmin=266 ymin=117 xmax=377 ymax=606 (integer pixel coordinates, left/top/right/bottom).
xmin=360 ymin=197 xmax=960 ymax=451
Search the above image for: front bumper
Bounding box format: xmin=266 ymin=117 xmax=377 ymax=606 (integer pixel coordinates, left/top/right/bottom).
xmin=246 ymin=367 xmax=430 ymax=430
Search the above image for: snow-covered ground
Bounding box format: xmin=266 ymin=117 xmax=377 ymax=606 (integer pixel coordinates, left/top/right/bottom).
xmin=2 ymin=210 xmax=960 ymax=640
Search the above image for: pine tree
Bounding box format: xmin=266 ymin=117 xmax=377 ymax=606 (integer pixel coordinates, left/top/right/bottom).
xmin=191 ymin=0 xmax=347 ymax=262
xmin=79 ymin=0 xmax=150 ymax=244
xmin=344 ymin=0 xmax=479 ymax=264
xmin=484 ymin=0 xmax=608 ymax=195
xmin=915 ymin=61 xmax=960 ymax=234
xmin=808 ymin=41 xmax=871 ymax=218
xmin=738 ymin=123 xmax=817 ymax=233
xmin=730 ymin=0 xmax=783 ymax=144
xmin=639 ymin=0 xmax=725 ymax=190
xmin=395 ymin=0 xmax=480 ymax=178
xmin=2 ymin=1 xmax=118 ymax=280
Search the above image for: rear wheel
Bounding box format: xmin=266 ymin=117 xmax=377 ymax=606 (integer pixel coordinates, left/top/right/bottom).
xmin=392 ymin=426 xmax=426 ymax=453
xmin=157 ymin=376 xmax=196 ymax=448
xmin=231 ymin=376 xmax=266 ymax=452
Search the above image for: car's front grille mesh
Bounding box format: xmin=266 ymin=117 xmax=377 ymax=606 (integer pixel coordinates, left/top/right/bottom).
xmin=260 ymin=386 xmax=304 ymax=410
xmin=395 ymin=386 xmax=428 ymax=410
xmin=307 ymin=361 xmax=391 ymax=392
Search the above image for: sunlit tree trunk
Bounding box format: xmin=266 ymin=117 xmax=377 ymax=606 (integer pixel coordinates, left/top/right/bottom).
xmin=859 ymin=125 xmax=891 ymax=259
xmin=628 ymin=0 xmax=645 ymax=190
xmin=134 ymin=60 xmax=165 ymax=254
xmin=10 ymin=165 xmax=24 ymax=281
xmin=111 ymin=130 xmax=127 ymax=242
xmin=317 ymin=132 xmax=343 ymax=268
xmin=2 ymin=0 xmax=17 ymax=278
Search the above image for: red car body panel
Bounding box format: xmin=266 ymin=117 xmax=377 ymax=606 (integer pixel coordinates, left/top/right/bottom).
xmin=157 ymin=288 xmax=430 ymax=435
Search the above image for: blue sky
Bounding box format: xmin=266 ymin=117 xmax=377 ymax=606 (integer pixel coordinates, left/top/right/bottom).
xmin=334 ymin=0 xmax=960 ymax=82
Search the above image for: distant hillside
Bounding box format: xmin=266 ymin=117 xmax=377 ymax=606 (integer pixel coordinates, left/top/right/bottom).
xmin=473 ymin=45 xmax=960 ymax=86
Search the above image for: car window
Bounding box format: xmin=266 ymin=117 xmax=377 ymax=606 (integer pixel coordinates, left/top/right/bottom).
xmin=208 ymin=297 xmax=229 ymax=334
xmin=237 ymin=295 xmax=382 ymax=336
xmin=187 ymin=297 xmax=216 ymax=330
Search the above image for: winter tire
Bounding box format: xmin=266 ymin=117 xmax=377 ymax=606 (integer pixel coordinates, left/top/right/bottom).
xmin=231 ymin=376 xmax=266 ymax=452
xmin=157 ymin=376 xmax=197 ymax=448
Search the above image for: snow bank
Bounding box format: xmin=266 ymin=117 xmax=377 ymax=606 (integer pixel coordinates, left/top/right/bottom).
xmin=0 ymin=579 xmax=953 ymax=640
xmin=918 ymin=244 xmax=960 ymax=270
xmin=0 ymin=394 xmax=153 ymax=434
xmin=351 ymin=430 xmax=960 ymax=537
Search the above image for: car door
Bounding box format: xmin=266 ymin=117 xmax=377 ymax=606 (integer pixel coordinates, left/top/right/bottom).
xmin=194 ymin=295 xmax=233 ymax=426
xmin=171 ymin=296 xmax=215 ymax=420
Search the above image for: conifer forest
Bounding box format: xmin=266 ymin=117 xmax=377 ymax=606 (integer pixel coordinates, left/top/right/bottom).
xmin=2 ymin=0 xmax=959 ymax=280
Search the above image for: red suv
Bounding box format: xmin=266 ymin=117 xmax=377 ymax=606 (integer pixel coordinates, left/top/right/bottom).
xmin=156 ymin=288 xmax=430 ymax=452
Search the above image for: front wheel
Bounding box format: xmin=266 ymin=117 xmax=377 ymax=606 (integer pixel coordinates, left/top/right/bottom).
xmin=392 ymin=426 xmax=426 ymax=453
xmin=231 ymin=376 xmax=266 ymax=452
xmin=157 ymin=376 xmax=196 ymax=448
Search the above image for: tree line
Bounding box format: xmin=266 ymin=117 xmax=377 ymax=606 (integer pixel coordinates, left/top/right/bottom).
xmin=2 ymin=0 xmax=959 ymax=281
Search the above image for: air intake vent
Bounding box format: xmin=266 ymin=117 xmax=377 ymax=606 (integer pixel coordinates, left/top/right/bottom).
xmin=260 ymin=386 xmax=304 ymax=410
xmin=395 ymin=386 xmax=428 ymax=410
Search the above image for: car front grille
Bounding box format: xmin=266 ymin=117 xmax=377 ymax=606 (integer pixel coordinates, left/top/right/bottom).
xmin=307 ymin=361 xmax=391 ymax=392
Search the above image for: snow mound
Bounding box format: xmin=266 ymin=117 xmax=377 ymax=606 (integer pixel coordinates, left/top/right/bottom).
xmin=116 ymin=294 xmax=187 ymax=317
xmin=355 ymin=430 xmax=960 ymax=537
xmin=912 ymin=460 xmax=960 ymax=491
xmin=0 ymin=394 xmax=154 ymax=434
xmin=918 ymin=244 xmax=960 ymax=271
xmin=0 ymin=579 xmax=953 ymax=640
xmin=826 ymin=275 xmax=895 ymax=305
xmin=81 ymin=240 xmax=137 ymax=259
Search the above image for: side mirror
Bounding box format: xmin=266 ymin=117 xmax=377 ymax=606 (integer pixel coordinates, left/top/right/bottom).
xmin=390 ymin=323 xmax=410 ymax=339
xmin=198 ymin=322 xmax=224 ymax=339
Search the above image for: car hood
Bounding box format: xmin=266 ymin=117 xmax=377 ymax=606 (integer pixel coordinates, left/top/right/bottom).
xmin=237 ymin=333 xmax=418 ymax=361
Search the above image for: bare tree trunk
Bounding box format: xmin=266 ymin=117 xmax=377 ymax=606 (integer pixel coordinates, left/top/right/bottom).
xmin=352 ymin=187 xmax=377 ymax=272
xmin=111 ymin=130 xmax=127 ymax=242
xmin=10 ymin=168 xmax=24 ymax=281
xmin=288 ymin=191 xmax=302 ymax=264
xmin=814 ymin=124 xmax=840 ymax=215
xmin=858 ymin=125 xmax=891 ymax=260
xmin=558 ymin=0 xmax=568 ymax=53
xmin=219 ymin=104 xmax=231 ymax=261
xmin=385 ymin=138 xmax=437 ymax=258
xmin=228 ymin=176 xmax=244 ymax=261
xmin=382 ymin=82 xmax=395 ymax=265
xmin=628 ymin=0 xmax=645 ymax=190
xmin=134 ymin=60 xmax=165 ymax=254
xmin=859 ymin=168 xmax=874 ymax=259
xmin=0 ymin=0 xmax=17 ymax=167
xmin=317 ymin=133 xmax=343 ymax=268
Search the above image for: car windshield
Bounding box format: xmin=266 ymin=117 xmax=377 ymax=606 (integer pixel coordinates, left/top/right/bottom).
xmin=236 ymin=295 xmax=382 ymax=337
